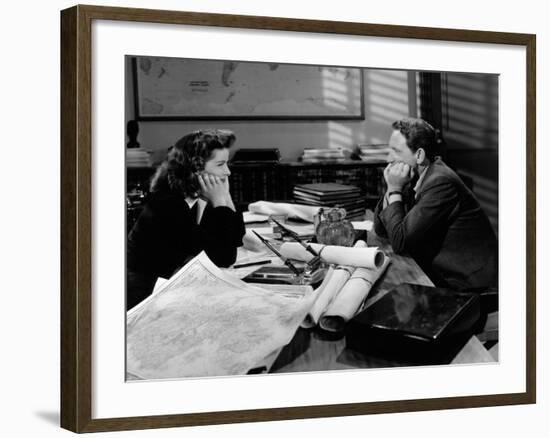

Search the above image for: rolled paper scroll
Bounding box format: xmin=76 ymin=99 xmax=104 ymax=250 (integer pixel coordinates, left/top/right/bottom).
xmin=280 ymin=240 xmax=385 ymax=269
xmin=301 ymin=241 xmax=367 ymax=328
xmin=319 ymin=258 xmax=391 ymax=333
xmin=248 ymin=201 xmax=320 ymax=223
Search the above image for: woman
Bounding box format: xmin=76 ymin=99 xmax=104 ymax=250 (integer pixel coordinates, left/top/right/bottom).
xmin=127 ymin=129 xmax=245 ymax=310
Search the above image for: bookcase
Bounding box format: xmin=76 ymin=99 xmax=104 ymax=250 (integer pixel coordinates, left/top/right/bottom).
xmin=126 ymin=160 xmax=386 ymax=230
xmin=229 ymin=160 xmax=386 ymax=211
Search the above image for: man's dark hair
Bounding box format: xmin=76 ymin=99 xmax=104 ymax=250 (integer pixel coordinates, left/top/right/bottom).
xmin=150 ymin=129 xmax=236 ymax=197
xmin=392 ymin=117 xmax=442 ymax=160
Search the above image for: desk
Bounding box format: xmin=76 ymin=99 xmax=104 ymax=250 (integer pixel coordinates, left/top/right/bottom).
xmin=127 ymin=222 xmax=495 ymax=381
xmin=239 ymin=228 xmax=494 ymax=373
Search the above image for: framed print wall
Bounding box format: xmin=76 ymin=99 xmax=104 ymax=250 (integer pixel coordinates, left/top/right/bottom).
xmin=60 ymin=4 xmax=536 ymax=433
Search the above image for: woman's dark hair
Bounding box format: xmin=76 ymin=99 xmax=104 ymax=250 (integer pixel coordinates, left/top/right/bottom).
xmin=150 ymin=129 xmax=236 ymax=197
xmin=391 ymin=117 xmax=442 ymax=160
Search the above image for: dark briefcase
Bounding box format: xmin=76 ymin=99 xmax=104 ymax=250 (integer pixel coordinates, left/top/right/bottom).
xmin=345 ymin=283 xmax=482 ymax=365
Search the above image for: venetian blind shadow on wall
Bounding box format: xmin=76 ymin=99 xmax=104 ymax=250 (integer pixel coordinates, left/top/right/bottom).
xmin=442 ymin=73 xmax=499 ymax=235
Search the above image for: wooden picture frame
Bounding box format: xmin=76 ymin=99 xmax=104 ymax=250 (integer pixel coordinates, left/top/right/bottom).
xmin=60 ymin=4 xmax=536 ymax=433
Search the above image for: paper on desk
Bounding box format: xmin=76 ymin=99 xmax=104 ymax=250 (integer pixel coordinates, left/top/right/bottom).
xmin=126 ymin=252 xmax=318 ymax=380
xmin=319 ymin=257 xmax=390 ymax=333
xmin=280 ymin=240 xmax=384 ymax=269
xmin=301 ymin=266 xmax=347 ymax=328
xmin=152 ymin=277 xmax=168 ymax=295
xmin=227 ymin=247 xmax=281 ymax=279
xmin=281 ymin=223 xmax=315 ymax=237
xmin=256 ymin=283 xmax=313 ymax=299
xmin=235 ymin=245 xmax=275 ymax=262
xmin=351 ymin=220 xmax=373 ymax=231
xmin=242 ymin=227 xmax=276 ymax=252
xmin=243 ymin=211 xmax=270 ymax=223
xmin=248 ymin=201 xmax=320 ymax=223
xmin=301 ymin=240 xmax=367 ymax=328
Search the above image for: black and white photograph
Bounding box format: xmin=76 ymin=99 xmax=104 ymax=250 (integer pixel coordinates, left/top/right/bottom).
xmin=125 ymin=55 xmax=500 ymax=381
xmin=52 ymin=2 xmax=538 ymax=434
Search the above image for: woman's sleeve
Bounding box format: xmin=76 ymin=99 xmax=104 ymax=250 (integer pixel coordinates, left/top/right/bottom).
xmin=198 ymin=206 xmax=246 ymax=267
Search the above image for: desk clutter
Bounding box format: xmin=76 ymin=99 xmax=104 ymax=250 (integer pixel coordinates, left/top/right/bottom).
xmin=293 ymin=182 xmax=367 ymax=221
xmin=126 ymin=209 xmax=391 ymax=379
xmin=125 ymin=190 xmax=492 ymax=379
xmin=235 ymin=219 xmax=391 ymax=337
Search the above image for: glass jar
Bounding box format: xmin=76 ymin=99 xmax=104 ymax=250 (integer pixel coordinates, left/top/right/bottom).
xmin=315 ymin=208 xmax=355 ymax=247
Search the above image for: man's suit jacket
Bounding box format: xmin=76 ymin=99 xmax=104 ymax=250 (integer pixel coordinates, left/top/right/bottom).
xmin=374 ymin=158 xmax=497 ymax=291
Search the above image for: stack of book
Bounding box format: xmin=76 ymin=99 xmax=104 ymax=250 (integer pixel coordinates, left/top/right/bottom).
xmin=293 ymin=183 xmax=366 ymax=220
xmin=300 ymin=148 xmax=346 ymax=163
xmin=126 ymin=148 xmax=152 ymax=167
xmin=356 ymin=144 xmax=390 ymax=163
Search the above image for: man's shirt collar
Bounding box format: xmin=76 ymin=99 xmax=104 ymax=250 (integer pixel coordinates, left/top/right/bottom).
xmin=413 ymin=165 xmax=429 ymax=197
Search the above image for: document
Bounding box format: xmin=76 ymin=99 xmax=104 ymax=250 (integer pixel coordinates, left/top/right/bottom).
xmin=319 ymin=258 xmax=390 ymax=332
xmin=280 ymin=240 xmax=385 ymax=269
xmin=243 ymin=211 xmax=270 ymax=223
xmin=301 ymin=241 xmax=368 ymax=328
xmin=126 ymin=252 xmax=317 ymax=380
xmin=301 ymin=265 xmax=346 ymax=328
xmin=351 ymin=220 xmax=373 ymax=231
xmin=242 ymin=228 xmax=276 ymax=252
xmin=248 ymin=200 xmax=321 ymax=223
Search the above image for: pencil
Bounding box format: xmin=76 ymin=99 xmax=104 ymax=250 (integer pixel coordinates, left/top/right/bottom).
xmin=232 ymin=260 xmax=272 ymax=269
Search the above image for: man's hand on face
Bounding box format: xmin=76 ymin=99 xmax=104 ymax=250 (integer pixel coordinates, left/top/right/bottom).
xmin=384 ymin=162 xmax=413 ymax=192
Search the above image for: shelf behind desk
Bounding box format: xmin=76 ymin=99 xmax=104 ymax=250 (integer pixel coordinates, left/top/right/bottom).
xmin=126 ymin=160 xmax=387 ymax=229
xmin=229 ymin=160 xmax=386 ymax=212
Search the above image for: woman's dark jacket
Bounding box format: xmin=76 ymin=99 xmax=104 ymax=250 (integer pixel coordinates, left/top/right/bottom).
xmin=127 ymin=191 xmax=245 ymax=308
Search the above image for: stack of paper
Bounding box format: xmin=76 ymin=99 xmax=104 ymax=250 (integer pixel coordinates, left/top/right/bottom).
xmin=356 ymin=143 xmax=390 ymax=163
xmin=126 ymin=148 xmax=152 ymax=167
xmin=300 ymin=147 xmax=346 ymax=163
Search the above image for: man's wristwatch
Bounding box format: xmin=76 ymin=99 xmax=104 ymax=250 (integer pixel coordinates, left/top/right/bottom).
xmin=385 ymin=190 xmax=403 ymax=205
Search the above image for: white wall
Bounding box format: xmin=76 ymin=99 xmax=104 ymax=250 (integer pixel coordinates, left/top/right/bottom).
xmin=1 ymin=1 xmax=547 ymax=438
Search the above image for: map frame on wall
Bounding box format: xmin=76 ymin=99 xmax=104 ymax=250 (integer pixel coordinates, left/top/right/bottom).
xmin=132 ymin=55 xmax=365 ymax=120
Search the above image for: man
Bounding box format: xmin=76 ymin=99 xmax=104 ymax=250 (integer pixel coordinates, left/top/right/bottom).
xmin=373 ymin=117 xmax=497 ymax=291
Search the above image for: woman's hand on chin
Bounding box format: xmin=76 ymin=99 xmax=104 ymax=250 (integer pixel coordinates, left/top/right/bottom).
xmin=197 ymin=173 xmax=228 ymax=207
